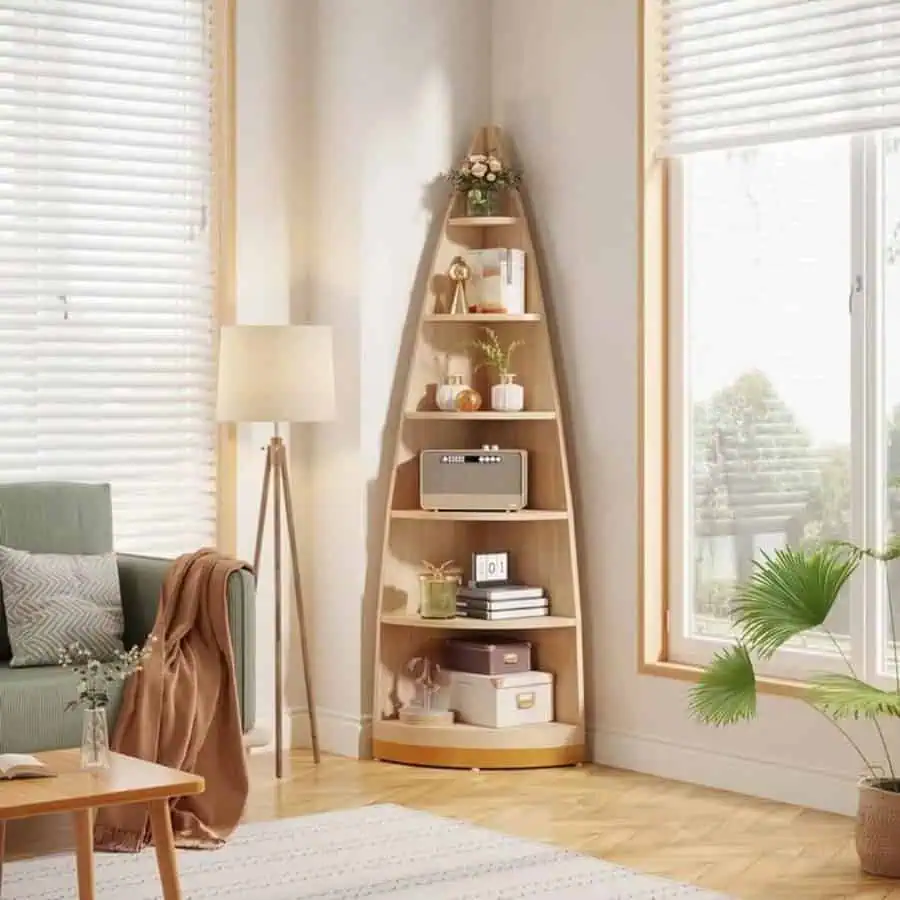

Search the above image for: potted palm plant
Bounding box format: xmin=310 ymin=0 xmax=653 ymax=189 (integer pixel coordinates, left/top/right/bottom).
xmin=689 ymin=540 xmax=900 ymax=877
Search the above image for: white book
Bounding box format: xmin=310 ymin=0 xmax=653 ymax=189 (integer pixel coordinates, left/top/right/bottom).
xmin=459 ymin=606 xmax=549 ymax=621
xmin=0 ymin=754 xmax=55 ymax=780
xmin=457 ymin=596 xmax=549 ymax=611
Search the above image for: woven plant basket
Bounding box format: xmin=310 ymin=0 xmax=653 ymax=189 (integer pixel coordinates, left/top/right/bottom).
xmin=857 ymin=778 xmax=900 ymax=877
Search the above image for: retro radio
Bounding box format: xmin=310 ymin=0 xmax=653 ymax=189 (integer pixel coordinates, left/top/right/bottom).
xmin=419 ymin=447 xmax=528 ymax=512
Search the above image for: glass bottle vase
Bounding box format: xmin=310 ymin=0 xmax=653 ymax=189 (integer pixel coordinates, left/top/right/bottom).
xmin=81 ymin=707 xmax=111 ymax=770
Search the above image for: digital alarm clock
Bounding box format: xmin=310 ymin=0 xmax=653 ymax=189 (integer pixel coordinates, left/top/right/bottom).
xmin=419 ymin=447 xmax=528 ymax=512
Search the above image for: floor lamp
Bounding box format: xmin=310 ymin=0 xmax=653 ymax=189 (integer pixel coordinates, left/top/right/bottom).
xmin=216 ymin=325 xmax=336 ymax=777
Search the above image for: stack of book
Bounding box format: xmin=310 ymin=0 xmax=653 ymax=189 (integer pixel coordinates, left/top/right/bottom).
xmin=456 ymin=584 xmax=548 ymax=620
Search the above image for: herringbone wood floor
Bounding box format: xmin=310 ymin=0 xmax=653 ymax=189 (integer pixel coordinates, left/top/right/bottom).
xmin=4 ymin=751 xmax=898 ymax=899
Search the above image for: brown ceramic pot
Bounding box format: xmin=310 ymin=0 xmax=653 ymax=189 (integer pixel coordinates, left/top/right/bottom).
xmin=857 ymin=778 xmax=900 ymax=877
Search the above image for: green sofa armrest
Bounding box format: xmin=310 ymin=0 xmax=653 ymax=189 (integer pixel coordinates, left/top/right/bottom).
xmin=115 ymin=553 xmax=256 ymax=734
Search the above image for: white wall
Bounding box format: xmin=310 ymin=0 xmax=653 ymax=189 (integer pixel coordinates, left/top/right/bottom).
xmin=235 ymin=0 xmax=490 ymax=756
xmin=491 ymin=0 xmax=878 ymax=816
xmin=235 ymin=0 xmax=295 ymax=743
xmin=303 ymin=0 xmax=491 ymax=755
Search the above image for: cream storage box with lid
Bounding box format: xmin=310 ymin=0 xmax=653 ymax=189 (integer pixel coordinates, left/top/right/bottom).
xmin=447 ymin=670 xmax=555 ymax=728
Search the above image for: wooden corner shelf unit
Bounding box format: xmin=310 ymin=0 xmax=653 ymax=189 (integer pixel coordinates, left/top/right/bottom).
xmin=372 ymin=125 xmax=585 ymax=770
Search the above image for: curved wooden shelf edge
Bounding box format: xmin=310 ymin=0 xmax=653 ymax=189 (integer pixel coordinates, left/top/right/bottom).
xmin=379 ymin=613 xmax=578 ymax=630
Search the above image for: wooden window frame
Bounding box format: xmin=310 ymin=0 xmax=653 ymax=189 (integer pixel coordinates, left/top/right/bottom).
xmin=212 ymin=0 xmax=237 ymax=554
xmin=637 ymin=0 xmax=807 ymax=699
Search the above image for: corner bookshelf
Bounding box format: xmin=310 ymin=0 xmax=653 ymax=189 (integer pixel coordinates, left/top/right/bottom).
xmin=372 ymin=125 xmax=585 ymax=769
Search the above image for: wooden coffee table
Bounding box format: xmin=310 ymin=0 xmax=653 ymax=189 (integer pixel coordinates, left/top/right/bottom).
xmin=0 ymin=749 xmax=204 ymax=900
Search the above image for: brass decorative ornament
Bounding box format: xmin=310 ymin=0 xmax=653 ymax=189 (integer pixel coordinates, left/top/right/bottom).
xmin=447 ymin=255 xmax=471 ymax=315
xmin=454 ymin=387 xmax=482 ymax=412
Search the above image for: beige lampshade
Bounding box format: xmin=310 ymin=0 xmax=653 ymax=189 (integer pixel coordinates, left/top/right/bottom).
xmin=216 ymin=325 xmax=336 ymax=423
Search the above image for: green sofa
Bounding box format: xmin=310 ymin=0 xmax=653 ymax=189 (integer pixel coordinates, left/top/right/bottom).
xmin=0 ymin=482 xmax=256 ymax=753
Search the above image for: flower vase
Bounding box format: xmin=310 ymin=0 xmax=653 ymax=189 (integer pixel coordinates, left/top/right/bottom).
xmin=81 ymin=707 xmax=111 ymax=770
xmin=466 ymin=188 xmax=500 ymax=218
xmin=491 ymin=373 xmax=525 ymax=412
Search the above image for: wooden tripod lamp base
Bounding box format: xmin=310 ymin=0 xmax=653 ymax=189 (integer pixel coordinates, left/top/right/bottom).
xmin=215 ymin=325 xmax=336 ymax=778
xmin=253 ymin=430 xmax=319 ymax=776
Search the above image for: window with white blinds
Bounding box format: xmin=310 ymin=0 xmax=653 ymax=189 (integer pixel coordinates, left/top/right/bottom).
xmin=0 ymin=0 xmax=218 ymax=556
xmin=658 ymin=0 xmax=900 ymax=156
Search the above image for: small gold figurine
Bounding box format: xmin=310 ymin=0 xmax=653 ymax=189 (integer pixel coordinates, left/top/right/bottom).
xmin=447 ymin=255 xmax=471 ymax=315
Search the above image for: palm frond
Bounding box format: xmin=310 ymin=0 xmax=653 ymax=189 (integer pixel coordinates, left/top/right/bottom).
xmin=860 ymin=535 xmax=900 ymax=563
xmin=688 ymin=644 xmax=757 ymax=726
xmin=809 ymin=674 xmax=900 ymax=720
xmin=732 ymin=545 xmax=858 ymax=659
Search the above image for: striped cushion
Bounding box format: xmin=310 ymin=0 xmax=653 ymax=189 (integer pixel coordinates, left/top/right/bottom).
xmin=0 ymin=545 xmax=124 ymax=668
xmin=0 ymin=663 xmax=125 ymax=753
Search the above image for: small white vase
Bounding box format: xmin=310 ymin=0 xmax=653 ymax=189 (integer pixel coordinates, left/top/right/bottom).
xmin=436 ymin=374 xmax=468 ymax=411
xmin=491 ymin=373 xmax=524 ymax=412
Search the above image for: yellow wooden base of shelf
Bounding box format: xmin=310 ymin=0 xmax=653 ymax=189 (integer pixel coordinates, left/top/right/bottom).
xmin=380 ymin=614 xmax=577 ymax=630
xmin=373 ymin=720 xmax=584 ymax=769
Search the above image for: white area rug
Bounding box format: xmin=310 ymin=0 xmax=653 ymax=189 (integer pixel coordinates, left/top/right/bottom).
xmin=4 ymin=803 xmax=731 ymax=899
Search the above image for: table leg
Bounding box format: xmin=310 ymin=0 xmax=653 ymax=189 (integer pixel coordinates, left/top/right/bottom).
xmin=72 ymin=809 xmax=95 ymax=900
xmin=148 ymin=800 xmax=181 ymax=900
xmin=0 ymin=819 xmax=6 ymax=895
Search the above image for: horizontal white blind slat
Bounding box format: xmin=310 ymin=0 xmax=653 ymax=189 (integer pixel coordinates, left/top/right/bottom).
xmin=658 ymin=0 xmax=900 ymax=155
xmin=0 ymin=45 xmax=206 ymax=81
xmin=1 ymin=0 xmax=217 ymax=556
xmin=2 ymin=0 xmax=205 ymax=31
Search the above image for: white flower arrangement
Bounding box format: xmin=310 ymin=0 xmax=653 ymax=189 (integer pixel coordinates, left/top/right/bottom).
xmin=443 ymin=152 xmax=522 ymax=193
xmin=58 ymin=638 xmax=156 ymax=711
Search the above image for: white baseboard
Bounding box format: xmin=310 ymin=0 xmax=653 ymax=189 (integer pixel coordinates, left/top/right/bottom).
xmin=591 ymin=727 xmax=858 ymax=817
xmin=288 ymin=707 xmax=371 ymax=759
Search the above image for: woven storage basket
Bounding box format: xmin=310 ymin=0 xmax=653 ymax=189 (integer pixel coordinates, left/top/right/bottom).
xmin=857 ymin=778 xmax=900 ymax=877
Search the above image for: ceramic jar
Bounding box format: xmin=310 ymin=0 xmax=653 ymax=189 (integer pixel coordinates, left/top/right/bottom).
xmin=436 ymin=374 xmax=468 ymax=411
xmin=491 ymin=373 xmax=525 ymax=412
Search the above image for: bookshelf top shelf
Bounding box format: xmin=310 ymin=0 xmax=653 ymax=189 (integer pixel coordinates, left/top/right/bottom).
xmin=447 ymin=215 xmax=518 ymax=227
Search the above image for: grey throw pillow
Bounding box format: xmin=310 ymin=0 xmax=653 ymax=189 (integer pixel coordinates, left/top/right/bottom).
xmin=0 ymin=545 xmax=125 ymax=668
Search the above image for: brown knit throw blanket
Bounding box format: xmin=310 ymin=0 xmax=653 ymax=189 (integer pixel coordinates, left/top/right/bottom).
xmin=94 ymin=549 xmax=252 ymax=852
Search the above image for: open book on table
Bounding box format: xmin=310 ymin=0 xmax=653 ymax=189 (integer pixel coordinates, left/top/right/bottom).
xmin=0 ymin=754 xmax=55 ymax=780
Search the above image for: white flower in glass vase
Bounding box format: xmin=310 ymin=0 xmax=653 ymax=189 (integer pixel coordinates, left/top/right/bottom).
xmin=471 ymin=162 xmax=488 ymax=178
xmin=488 ymin=157 xmax=502 ymax=173
xmin=58 ymin=638 xmax=155 ymax=770
xmin=485 ymin=172 xmax=497 ymax=183
xmin=469 ymin=154 xmax=487 ymax=163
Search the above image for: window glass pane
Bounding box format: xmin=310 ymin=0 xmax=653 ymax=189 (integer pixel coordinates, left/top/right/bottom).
xmin=682 ymin=138 xmax=853 ymax=647
xmin=881 ymin=131 xmax=900 ymax=674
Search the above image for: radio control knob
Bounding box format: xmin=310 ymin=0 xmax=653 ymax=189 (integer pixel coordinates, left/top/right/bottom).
xmin=481 ymin=444 xmax=490 ymax=450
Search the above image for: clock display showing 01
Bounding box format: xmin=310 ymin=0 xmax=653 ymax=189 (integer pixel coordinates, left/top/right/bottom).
xmin=471 ymin=551 xmax=510 ymax=587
